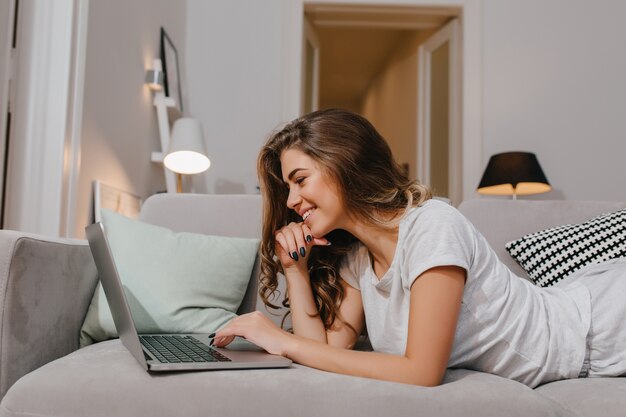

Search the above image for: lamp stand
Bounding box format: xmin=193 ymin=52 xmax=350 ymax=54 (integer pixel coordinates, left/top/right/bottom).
xmin=150 ymin=90 xmax=182 ymax=193
xmin=176 ymin=173 xmax=183 ymax=193
xmin=512 ymin=185 xmax=517 ymax=200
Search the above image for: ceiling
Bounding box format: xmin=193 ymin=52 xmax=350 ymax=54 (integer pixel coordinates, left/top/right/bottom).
xmin=305 ymin=4 xmax=459 ymax=108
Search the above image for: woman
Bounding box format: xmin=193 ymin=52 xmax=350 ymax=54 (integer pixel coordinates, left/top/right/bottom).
xmin=213 ymin=108 xmax=626 ymax=388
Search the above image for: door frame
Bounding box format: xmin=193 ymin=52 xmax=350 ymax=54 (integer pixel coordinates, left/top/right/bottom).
xmin=301 ymin=16 xmax=320 ymax=114
xmin=283 ymin=0 xmax=483 ymax=202
xmin=0 ymin=0 xmax=17 ymax=227
xmin=417 ymin=18 xmax=461 ymax=204
xmin=2 ymin=0 xmax=88 ymax=236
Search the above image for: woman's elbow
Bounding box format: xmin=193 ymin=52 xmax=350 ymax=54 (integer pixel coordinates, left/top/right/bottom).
xmin=403 ymin=374 xmax=442 ymax=387
xmin=403 ymin=364 xmax=445 ymax=387
xmin=415 ymin=378 xmax=443 ymax=387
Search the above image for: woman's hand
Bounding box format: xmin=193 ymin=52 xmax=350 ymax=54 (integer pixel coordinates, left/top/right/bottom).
xmin=212 ymin=311 xmax=295 ymax=357
xmin=274 ymin=222 xmax=330 ymax=271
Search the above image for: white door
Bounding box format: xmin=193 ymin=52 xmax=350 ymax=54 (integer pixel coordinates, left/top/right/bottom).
xmin=301 ymin=16 xmax=320 ymax=115
xmin=417 ymin=18 xmax=461 ymax=205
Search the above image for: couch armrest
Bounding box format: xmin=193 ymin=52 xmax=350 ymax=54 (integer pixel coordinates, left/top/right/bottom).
xmin=0 ymin=231 xmax=98 ymax=399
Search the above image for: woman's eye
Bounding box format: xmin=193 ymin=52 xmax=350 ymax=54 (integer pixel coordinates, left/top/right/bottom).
xmin=295 ymin=177 xmax=305 ymax=185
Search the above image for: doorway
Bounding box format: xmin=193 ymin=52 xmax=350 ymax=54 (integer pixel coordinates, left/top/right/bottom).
xmin=303 ymin=4 xmax=462 ymax=204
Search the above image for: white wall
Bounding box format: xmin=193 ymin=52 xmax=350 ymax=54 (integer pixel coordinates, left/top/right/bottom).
xmin=482 ymin=0 xmax=626 ymax=201
xmin=73 ymin=0 xmax=187 ymax=237
xmin=185 ymin=0 xmax=288 ymax=194
xmin=185 ymin=0 xmax=626 ymax=202
xmin=68 ymin=0 xmax=626 ymax=238
xmin=181 ymin=0 xmax=483 ymax=201
xmin=12 ymin=0 xmax=626 ymax=238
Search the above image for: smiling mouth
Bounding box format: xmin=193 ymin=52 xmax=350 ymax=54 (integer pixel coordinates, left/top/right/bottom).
xmin=302 ymin=208 xmax=316 ymax=221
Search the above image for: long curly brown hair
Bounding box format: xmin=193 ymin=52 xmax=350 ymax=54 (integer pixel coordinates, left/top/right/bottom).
xmin=257 ymin=109 xmax=431 ymax=332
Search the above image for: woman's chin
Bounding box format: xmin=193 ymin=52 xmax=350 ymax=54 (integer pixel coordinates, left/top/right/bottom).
xmin=307 ymin=224 xmax=321 ymax=238
xmin=310 ymin=225 xmax=332 ymax=240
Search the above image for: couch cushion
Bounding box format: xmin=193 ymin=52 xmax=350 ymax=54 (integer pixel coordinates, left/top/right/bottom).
xmin=0 ymin=340 xmax=569 ymax=417
xmin=80 ymin=209 xmax=260 ymax=346
xmin=138 ymin=193 xmax=291 ymax=328
xmin=505 ymin=208 xmax=626 ymax=286
xmin=536 ymin=378 xmax=626 ymax=417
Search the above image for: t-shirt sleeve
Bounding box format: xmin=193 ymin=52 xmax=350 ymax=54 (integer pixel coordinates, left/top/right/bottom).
xmin=402 ymin=203 xmax=474 ymax=290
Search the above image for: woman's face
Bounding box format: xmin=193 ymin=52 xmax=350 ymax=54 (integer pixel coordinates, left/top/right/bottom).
xmin=280 ymin=148 xmax=347 ymax=237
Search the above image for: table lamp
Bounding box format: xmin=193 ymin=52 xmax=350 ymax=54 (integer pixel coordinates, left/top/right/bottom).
xmin=163 ymin=118 xmax=211 ymax=192
xmin=477 ymin=152 xmax=551 ymax=199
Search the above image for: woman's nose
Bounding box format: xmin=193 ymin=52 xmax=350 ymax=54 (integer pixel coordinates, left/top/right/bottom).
xmin=286 ymin=188 xmax=301 ymax=210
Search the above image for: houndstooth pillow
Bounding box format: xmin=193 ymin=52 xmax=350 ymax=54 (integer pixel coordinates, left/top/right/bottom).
xmin=505 ymin=208 xmax=626 ymax=287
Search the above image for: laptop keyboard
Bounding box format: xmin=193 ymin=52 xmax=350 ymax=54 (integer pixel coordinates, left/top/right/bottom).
xmin=140 ymin=335 xmax=231 ymax=363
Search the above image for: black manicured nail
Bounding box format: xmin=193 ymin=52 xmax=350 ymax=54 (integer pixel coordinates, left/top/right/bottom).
xmin=292 ymin=252 xmax=299 ymax=261
xmin=306 ymin=235 xmax=312 ymax=243
xmin=209 ymin=339 xmax=214 ymax=346
xmin=299 ymin=247 xmax=306 ymax=257
xmin=209 ymin=333 xmax=215 ymax=338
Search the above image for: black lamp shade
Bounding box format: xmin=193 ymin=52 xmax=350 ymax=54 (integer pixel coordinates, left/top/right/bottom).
xmin=477 ymin=152 xmax=551 ymax=196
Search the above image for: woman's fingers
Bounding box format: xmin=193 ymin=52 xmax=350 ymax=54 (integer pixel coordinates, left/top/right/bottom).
xmin=312 ymin=237 xmax=330 ymax=246
xmin=300 ymin=224 xmax=330 ymax=247
xmin=278 ymin=226 xmax=299 ymax=260
xmin=274 ymin=231 xmax=291 ymax=258
xmin=275 ymin=223 xmax=307 ymax=262
xmin=212 ymin=312 xmax=291 ymax=356
xmin=288 ymin=222 xmax=307 ymax=259
xmin=213 ymin=315 xmax=253 ymax=347
xmin=301 ymin=223 xmax=314 ymax=245
xmin=274 ymin=222 xmax=332 ymax=267
xmin=212 ymin=335 xmax=234 ymax=348
xmin=212 ymin=317 xmax=242 ymax=347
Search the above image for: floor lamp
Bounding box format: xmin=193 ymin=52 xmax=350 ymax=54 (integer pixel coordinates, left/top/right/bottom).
xmin=163 ymin=118 xmax=211 ymax=192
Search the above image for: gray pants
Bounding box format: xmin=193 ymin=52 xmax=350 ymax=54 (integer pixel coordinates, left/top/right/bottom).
xmin=557 ymin=258 xmax=626 ymax=378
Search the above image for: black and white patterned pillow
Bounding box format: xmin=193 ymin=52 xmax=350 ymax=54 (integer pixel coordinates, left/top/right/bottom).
xmin=505 ymin=208 xmax=626 ymax=287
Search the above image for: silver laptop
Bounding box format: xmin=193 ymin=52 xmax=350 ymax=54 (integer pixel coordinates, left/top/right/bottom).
xmin=85 ymin=222 xmax=292 ymax=372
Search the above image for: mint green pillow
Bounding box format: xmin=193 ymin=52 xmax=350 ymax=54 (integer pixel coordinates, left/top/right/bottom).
xmin=79 ymin=209 xmax=260 ymax=347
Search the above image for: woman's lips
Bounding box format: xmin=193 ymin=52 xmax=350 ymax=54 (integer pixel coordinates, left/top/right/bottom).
xmin=302 ymin=207 xmax=316 ymax=222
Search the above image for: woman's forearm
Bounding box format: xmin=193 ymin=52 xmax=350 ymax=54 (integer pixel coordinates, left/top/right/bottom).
xmin=283 ymin=269 xmax=328 ymax=343
xmin=280 ymin=267 xmax=466 ymax=387
xmin=284 ymin=334 xmax=438 ymax=387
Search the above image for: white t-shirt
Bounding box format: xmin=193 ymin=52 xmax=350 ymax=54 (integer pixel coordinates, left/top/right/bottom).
xmin=339 ymin=199 xmax=591 ymax=388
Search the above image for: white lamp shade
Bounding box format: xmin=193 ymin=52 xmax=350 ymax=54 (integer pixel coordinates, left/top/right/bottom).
xmin=164 ymin=118 xmax=211 ymax=174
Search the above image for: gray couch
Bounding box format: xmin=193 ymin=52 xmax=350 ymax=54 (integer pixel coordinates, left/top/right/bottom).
xmin=0 ymin=194 xmax=624 ymax=417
